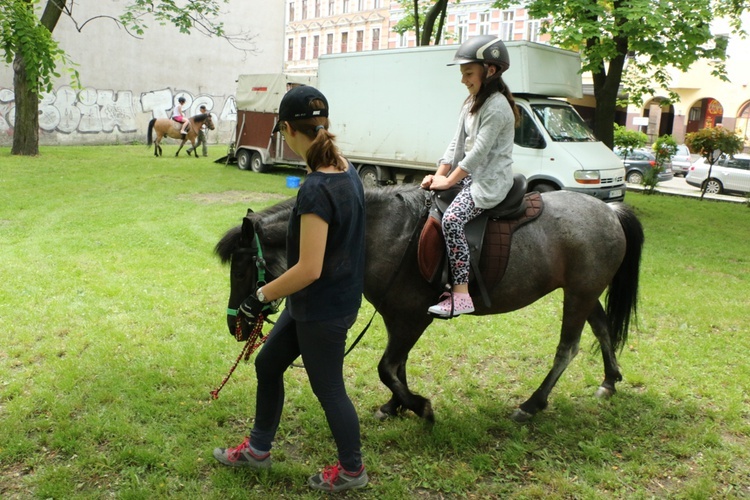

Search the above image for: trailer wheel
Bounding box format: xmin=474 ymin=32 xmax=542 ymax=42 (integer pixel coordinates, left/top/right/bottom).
xmin=237 ymin=150 xmax=252 ymax=171
xmin=250 ymin=152 xmax=270 ymax=173
xmin=358 ymin=165 xmax=387 ymax=189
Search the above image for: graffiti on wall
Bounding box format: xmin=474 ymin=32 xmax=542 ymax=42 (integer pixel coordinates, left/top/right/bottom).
xmin=0 ymin=86 xmax=237 ymax=137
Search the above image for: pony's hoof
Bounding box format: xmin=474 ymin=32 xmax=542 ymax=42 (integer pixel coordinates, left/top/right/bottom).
xmin=510 ymin=408 xmax=534 ymax=423
xmin=595 ymin=386 xmax=615 ymax=399
xmin=374 ymin=408 xmax=390 ymax=421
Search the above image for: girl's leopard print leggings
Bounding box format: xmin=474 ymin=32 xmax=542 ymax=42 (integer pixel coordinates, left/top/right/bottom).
xmin=442 ymin=177 xmax=484 ymax=286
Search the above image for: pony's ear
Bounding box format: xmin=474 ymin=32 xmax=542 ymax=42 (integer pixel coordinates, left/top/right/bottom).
xmin=246 ymin=208 xmax=254 ymax=217
xmin=241 ymin=215 xmax=255 ymax=244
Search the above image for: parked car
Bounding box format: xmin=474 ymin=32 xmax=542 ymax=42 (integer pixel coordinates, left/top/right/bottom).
xmin=686 ymin=154 xmax=750 ymax=195
xmin=670 ymin=144 xmax=693 ymax=176
xmin=614 ymin=148 xmax=674 ymax=184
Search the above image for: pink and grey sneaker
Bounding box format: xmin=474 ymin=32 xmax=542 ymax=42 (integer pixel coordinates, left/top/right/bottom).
xmin=213 ymin=436 xmax=271 ymax=469
xmin=308 ymin=461 xmax=368 ymax=492
xmin=428 ymin=292 xmax=475 ymax=317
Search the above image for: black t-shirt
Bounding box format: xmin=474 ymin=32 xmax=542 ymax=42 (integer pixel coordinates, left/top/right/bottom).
xmin=286 ymin=164 xmax=366 ymax=322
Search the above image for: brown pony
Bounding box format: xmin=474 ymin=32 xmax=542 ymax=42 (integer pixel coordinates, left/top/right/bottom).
xmin=147 ymin=113 xmax=215 ymax=157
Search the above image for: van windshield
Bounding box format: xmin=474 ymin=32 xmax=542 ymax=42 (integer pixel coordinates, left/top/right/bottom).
xmin=531 ymin=104 xmax=596 ymax=142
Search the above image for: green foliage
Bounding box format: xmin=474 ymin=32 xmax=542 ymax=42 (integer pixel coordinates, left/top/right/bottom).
xmin=120 ymin=0 xmax=227 ymax=36
xmin=685 ymin=126 xmax=744 ymax=165
xmin=0 ymin=0 xmax=69 ymax=94
xmin=502 ymin=0 xmax=733 ymax=107
xmin=642 ymin=135 xmax=678 ymax=194
xmin=613 ymin=123 xmax=647 ymax=158
xmin=652 ymin=135 xmax=678 ymax=168
xmin=391 ymin=0 xmax=453 ymax=45
xmin=1 ymin=145 xmax=749 ymax=497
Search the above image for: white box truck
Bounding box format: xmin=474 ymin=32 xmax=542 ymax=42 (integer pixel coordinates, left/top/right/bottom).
xmin=231 ymin=42 xmax=626 ymax=202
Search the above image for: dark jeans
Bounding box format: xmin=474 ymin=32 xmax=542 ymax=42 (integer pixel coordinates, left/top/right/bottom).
xmin=250 ymin=308 xmax=362 ymax=471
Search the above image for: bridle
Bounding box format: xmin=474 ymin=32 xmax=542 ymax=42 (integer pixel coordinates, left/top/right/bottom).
xmin=211 ymin=196 xmax=430 ymax=399
xmin=211 ymin=227 xmax=273 ymax=400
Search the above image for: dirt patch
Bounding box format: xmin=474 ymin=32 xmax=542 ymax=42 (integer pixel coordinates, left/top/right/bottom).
xmin=179 ymin=191 xmax=289 ymax=205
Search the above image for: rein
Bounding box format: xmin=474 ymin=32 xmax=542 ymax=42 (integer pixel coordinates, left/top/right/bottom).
xmin=211 ymin=193 xmax=430 ymax=398
xmin=342 ymin=192 xmax=431 ymax=356
xmin=210 ymin=314 xmax=267 ymax=399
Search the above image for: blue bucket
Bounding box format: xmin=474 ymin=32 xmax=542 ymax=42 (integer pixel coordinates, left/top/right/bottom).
xmin=286 ymin=176 xmax=301 ymax=189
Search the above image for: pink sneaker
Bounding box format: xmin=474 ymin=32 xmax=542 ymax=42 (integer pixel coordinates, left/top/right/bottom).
xmin=428 ymin=292 xmax=474 ymax=317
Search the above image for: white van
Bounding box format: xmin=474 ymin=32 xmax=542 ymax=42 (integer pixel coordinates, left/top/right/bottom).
xmin=231 ymin=42 xmax=626 ymax=202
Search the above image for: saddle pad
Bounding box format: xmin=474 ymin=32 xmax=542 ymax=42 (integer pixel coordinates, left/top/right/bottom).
xmin=418 ymin=192 xmax=544 ymax=289
xmin=478 ymin=192 xmax=544 ymax=290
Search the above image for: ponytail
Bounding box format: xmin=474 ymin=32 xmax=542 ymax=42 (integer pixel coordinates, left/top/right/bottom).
xmin=288 ymin=98 xmax=345 ymax=172
xmin=468 ymin=66 xmax=520 ymax=125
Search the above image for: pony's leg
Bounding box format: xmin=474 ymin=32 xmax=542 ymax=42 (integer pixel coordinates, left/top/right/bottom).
xmin=586 ymin=302 xmax=623 ymax=399
xmin=175 ymin=140 xmax=186 ymax=157
xmin=511 ymin=294 xmax=593 ymax=422
xmin=376 ymin=313 xmax=435 ymax=423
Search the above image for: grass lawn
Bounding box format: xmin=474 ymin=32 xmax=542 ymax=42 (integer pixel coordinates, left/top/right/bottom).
xmin=1 ymin=145 xmax=749 ymax=498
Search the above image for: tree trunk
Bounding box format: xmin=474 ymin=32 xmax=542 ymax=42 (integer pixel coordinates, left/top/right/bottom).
xmin=420 ymin=0 xmax=448 ymax=46
xmin=590 ymin=36 xmax=628 ymax=149
xmin=11 ymin=54 xmax=40 ymax=156
xmin=11 ymin=0 xmax=68 ymax=156
xmin=413 ymin=0 xmax=420 ymax=46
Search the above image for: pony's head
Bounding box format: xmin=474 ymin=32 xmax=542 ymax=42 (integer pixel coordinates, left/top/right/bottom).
xmin=215 ymin=202 xmax=292 ymax=337
xmin=195 ymin=113 xmax=215 ymax=130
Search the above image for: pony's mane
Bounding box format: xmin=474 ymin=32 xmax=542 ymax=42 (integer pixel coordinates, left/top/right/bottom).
xmin=214 ymin=197 xmax=296 ymax=264
xmin=193 ymin=113 xmax=209 ymax=122
xmin=214 ymin=186 xmax=426 ymax=265
xmin=365 ymin=183 xmax=424 ymax=215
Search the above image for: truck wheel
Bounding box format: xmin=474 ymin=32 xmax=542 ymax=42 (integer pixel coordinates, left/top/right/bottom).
xmin=703 ymin=178 xmax=722 ymax=194
xmin=237 ymin=150 xmax=252 ymax=171
xmin=358 ymin=165 xmax=386 ymax=189
xmin=626 ymin=171 xmax=643 ymax=184
xmin=250 ymin=152 xmax=269 ymax=173
xmin=533 ymin=182 xmax=557 ymax=193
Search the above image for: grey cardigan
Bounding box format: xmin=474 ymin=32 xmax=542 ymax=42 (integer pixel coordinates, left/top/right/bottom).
xmin=439 ymin=92 xmax=515 ymax=209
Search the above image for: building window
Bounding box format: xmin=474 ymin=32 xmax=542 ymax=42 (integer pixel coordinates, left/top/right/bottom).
xmin=287 ymin=38 xmax=294 ymax=61
xmin=479 ymin=13 xmax=491 ymax=35
xmin=300 ymin=36 xmax=307 ymax=60
xmin=313 ymin=35 xmax=320 ymax=58
xmin=328 ymin=0 xmax=334 ymax=15
xmin=301 ymin=0 xmax=307 ymax=19
xmin=356 ymin=30 xmax=364 ymax=51
xmin=288 ymin=0 xmax=295 ymax=22
xmin=341 ymin=32 xmax=349 ymax=53
xmin=501 ymin=11 xmax=514 ymax=41
xmin=357 ymin=0 xmax=364 ymax=10
xmin=526 ymin=20 xmax=541 ymax=42
xmin=374 ymin=0 xmax=380 ymax=7
xmin=457 ymin=15 xmax=469 ymax=43
xmin=343 ymin=0 xmax=349 ymax=14
xmin=326 ymin=33 xmax=334 ymax=54
xmin=372 ymin=28 xmax=380 ymax=50
xmin=398 ymin=31 xmax=408 ymax=47
xmin=314 ymin=0 xmax=321 ymax=17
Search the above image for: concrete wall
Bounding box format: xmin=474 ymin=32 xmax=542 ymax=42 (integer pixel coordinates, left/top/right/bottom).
xmin=0 ymin=1 xmax=285 ymax=147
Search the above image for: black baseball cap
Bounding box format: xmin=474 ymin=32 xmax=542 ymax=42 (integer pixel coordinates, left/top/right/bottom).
xmin=272 ymin=85 xmax=329 ymax=134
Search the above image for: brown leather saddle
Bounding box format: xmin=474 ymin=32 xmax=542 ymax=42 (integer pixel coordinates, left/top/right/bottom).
xmin=417 ymin=174 xmax=544 ymax=306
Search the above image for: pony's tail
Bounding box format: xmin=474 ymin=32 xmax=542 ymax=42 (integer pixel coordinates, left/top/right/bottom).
xmin=147 ymin=118 xmax=156 ymax=146
xmin=605 ymin=203 xmax=644 ymax=352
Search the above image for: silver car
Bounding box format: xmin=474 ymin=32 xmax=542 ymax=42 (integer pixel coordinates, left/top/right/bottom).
xmin=670 ymin=144 xmax=693 ymax=177
xmin=686 ymin=154 xmax=750 ymax=195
